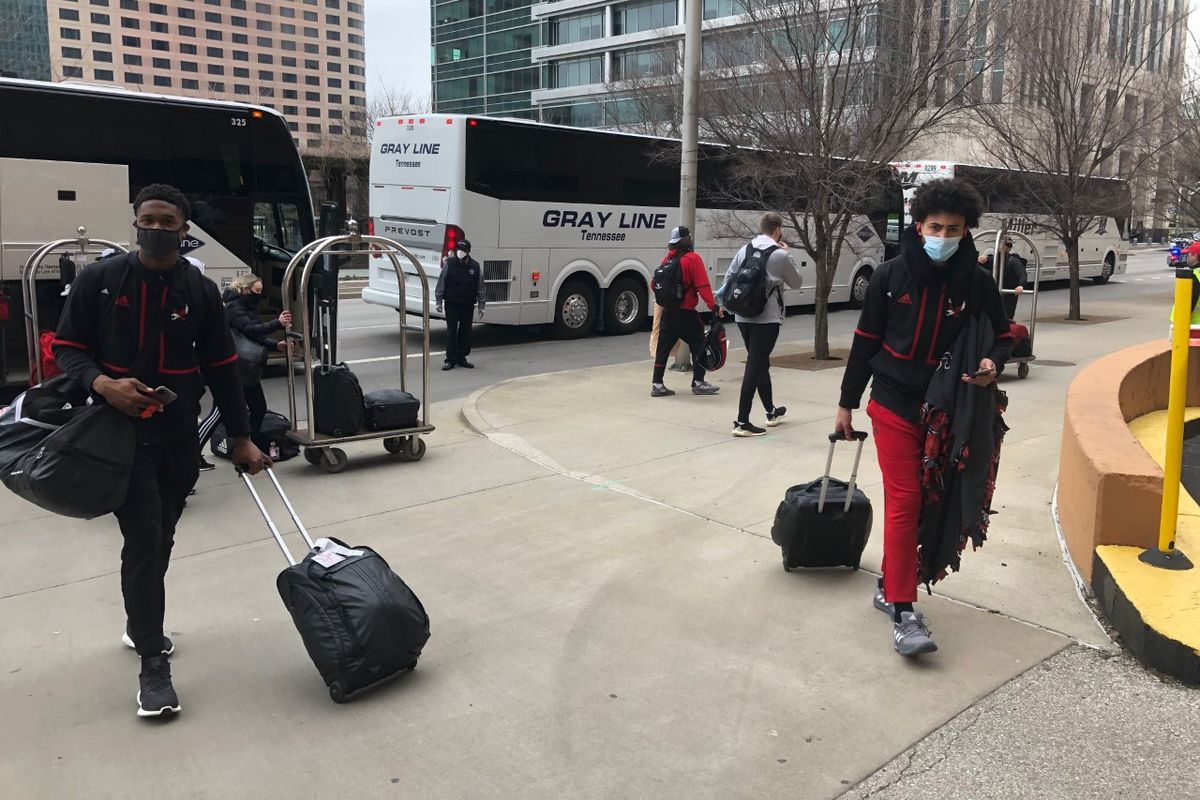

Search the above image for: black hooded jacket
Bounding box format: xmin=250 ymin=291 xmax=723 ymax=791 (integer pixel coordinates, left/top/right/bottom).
xmin=222 ymin=288 xmax=283 ymax=348
xmin=839 ymin=226 xmax=1013 ymax=421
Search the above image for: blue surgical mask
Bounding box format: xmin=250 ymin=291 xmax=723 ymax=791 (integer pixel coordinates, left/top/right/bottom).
xmin=922 ymin=234 xmax=961 ymax=263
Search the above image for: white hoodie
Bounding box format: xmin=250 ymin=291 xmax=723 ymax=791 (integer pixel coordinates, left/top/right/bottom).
xmin=720 ymin=234 xmax=803 ymax=325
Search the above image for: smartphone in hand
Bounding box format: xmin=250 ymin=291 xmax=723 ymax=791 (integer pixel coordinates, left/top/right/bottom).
xmin=152 ymin=386 xmax=178 ymax=405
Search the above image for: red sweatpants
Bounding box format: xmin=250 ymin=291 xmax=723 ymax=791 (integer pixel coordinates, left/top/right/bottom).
xmin=867 ymin=399 xmax=923 ymax=604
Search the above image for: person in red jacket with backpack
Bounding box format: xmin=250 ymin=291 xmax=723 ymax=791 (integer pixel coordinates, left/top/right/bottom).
xmin=835 ymin=178 xmax=1011 ymax=658
xmin=650 ymin=226 xmax=720 ymax=397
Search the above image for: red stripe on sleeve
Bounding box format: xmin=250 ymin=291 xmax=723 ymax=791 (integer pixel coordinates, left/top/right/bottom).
xmin=51 ymin=338 xmax=89 ymax=351
xmin=854 ymin=328 xmax=882 ymax=340
xmin=206 ymin=353 xmax=238 ymax=369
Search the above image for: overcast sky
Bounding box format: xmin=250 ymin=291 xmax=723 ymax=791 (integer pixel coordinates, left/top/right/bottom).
xmin=367 ymin=0 xmax=433 ymax=103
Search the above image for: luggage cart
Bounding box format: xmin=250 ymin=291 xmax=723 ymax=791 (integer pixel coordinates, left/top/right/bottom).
xmin=282 ymin=221 xmax=434 ymax=473
xmin=20 ymin=227 xmax=128 ymax=386
xmin=977 ymin=228 xmax=1042 ymax=380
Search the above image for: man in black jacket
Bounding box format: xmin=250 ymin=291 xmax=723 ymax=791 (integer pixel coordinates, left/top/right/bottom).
xmin=435 ymin=238 xmax=486 ymax=370
xmin=835 ymin=178 xmax=1011 ymax=657
xmin=53 ymin=183 xmax=269 ymax=719
xmin=978 ymin=237 xmax=1027 ymax=319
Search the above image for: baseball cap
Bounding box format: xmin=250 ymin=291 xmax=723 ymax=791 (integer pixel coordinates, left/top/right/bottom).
xmin=1184 ymin=242 xmax=1200 ymax=256
xmin=668 ymin=225 xmax=690 ymax=245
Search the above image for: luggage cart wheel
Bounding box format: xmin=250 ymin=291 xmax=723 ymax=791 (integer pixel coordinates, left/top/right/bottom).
xmin=321 ymin=448 xmax=349 ymax=474
xmin=1017 ymin=362 xmax=1030 ymax=379
xmin=303 ymin=447 xmax=324 ymax=466
xmin=329 ymin=682 xmax=348 ymax=704
xmin=403 ymin=437 xmax=427 ymax=462
xmin=383 ymin=437 xmax=403 ymax=454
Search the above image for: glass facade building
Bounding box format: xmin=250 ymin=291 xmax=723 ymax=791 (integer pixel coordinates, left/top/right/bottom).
xmin=432 ymin=0 xmax=541 ymax=117
xmin=0 ymin=0 xmax=51 ymax=80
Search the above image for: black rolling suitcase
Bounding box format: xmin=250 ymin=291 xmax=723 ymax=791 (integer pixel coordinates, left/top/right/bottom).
xmin=363 ymin=389 xmax=420 ymax=431
xmin=771 ymin=432 xmax=873 ymax=571
xmin=313 ymin=363 xmax=365 ymax=437
xmin=240 ymin=467 xmax=430 ymax=702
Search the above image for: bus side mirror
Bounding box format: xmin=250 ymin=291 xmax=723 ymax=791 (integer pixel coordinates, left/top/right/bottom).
xmin=318 ymin=202 xmax=338 ymax=238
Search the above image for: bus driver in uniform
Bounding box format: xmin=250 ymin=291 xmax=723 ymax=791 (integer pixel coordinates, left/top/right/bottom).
xmin=435 ymin=238 xmax=487 ymax=370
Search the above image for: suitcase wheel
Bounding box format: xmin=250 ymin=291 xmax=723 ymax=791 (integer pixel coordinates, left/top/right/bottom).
xmin=319 ymin=448 xmax=349 ymax=474
xmin=329 ymin=681 xmax=349 ymax=704
xmin=781 ymin=550 xmax=792 ymax=572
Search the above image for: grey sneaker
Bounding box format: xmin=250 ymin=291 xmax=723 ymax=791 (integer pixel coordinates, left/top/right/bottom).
xmin=872 ymin=585 xmax=894 ymax=618
xmin=765 ymin=406 xmax=787 ymax=427
xmin=650 ymin=384 xmax=676 ymax=398
xmin=893 ymin=611 xmax=938 ymax=656
xmin=691 ymin=381 xmax=720 ymax=395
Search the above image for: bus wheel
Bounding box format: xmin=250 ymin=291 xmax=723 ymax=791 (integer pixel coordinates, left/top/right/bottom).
xmin=1093 ymin=255 xmax=1115 ymax=285
xmin=603 ymin=278 xmax=645 ymax=336
xmin=849 ymin=267 xmax=873 ymax=309
xmin=552 ymin=280 xmax=596 ymax=339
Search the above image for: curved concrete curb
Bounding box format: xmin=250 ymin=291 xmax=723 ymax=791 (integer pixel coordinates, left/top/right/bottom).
xmin=1093 ymin=553 xmax=1200 ymax=685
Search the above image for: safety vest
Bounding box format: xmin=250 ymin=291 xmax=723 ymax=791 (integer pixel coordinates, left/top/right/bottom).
xmin=1168 ymin=267 xmax=1200 ymax=327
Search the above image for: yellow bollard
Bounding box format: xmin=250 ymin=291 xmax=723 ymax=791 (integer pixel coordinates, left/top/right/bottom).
xmin=1141 ymin=268 xmax=1196 ymax=569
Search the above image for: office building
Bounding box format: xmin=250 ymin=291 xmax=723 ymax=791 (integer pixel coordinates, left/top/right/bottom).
xmin=42 ymin=0 xmax=367 ymax=153
xmin=0 ymin=0 xmax=51 ymax=80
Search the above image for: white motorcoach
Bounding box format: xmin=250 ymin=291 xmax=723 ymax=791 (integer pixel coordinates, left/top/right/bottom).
xmin=366 ymin=115 xmax=903 ymax=337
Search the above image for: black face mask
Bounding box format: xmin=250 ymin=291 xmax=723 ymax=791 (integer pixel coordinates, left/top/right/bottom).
xmin=136 ymin=226 xmax=183 ymax=261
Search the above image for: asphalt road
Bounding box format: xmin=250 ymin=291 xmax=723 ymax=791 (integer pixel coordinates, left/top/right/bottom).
xmin=262 ymin=248 xmax=1173 ymax=411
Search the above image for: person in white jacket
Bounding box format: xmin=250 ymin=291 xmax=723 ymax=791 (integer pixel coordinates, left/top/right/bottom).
xmin=720 ymin=212 xmax=803 ymax=436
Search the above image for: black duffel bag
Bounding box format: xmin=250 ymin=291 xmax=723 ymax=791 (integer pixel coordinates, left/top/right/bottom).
xmin=0 ymin=375 xmax=135 ymax=519
xmin=0 ymin=260 xmax=182 ymax=518
xmin=212 ymin=410 xmax=299 ymax=462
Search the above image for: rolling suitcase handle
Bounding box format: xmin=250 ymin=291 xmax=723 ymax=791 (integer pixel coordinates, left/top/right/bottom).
xmin=237 ymin=466 xmax=317 ymax=566
xmin=818 ymin=431 xmax=869 ymax=513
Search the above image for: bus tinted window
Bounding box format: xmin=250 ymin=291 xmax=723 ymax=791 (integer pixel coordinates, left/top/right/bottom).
xmin=168 ymin=105 xmax=254 ymax=196
xmin=253 ymin=115 xmax=306 ymax=194
xmin=0 ymin=85 xmax=170 ymax=199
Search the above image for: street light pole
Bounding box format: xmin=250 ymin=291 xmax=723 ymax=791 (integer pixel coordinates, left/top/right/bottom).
xmin=680 ymin=0 xmax=701 ymax=232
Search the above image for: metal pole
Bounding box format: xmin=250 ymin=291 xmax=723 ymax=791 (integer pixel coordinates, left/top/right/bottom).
xmin=679 ymin=0 xmax=701 ymax=233
xmin=1140 ymin=267 xmax=1195 ymax=570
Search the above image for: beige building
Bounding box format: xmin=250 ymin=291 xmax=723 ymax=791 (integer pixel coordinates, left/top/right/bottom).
xmin=44 ymin=0 xmax=367 ymax=154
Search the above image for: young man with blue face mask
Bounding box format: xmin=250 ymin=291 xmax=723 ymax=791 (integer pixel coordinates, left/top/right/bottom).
xmin=834 ymin=178 xmax=1012 ymax=657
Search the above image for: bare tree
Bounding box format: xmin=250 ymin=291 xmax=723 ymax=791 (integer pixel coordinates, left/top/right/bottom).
xmin=613 ymin=0 xmax=1007 ymax=359
xmin=973 ymin=0 xmax=1189 ymax=319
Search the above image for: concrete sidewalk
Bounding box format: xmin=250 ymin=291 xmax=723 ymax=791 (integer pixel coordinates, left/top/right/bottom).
xmin=1 ymin=281 xmax=1196 ymax=799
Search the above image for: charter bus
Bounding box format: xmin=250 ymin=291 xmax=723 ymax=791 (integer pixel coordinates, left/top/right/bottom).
xmin=366 ymin=115 xmax=903 ymax=337
xmin=0 ymin=78 xmax=315 ymax=384
xmin=894 ymin=161 xmax=1129 ymax=284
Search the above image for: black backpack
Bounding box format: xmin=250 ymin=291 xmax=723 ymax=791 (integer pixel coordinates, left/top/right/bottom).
xmin=723 ymin=243 xmax=777 ymax=317
xmin=652 ymin=254 xmax=686 ymax=308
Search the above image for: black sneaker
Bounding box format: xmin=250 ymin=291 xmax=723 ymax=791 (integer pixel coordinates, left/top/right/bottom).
xmin=765 ymin=406 xmax=787 ymax=427
xmin=650 ymin=384 xmax=676 ymax=398
xmin=137 ymin=655 xmax=181 ymax=718
xmin=732 ymin=421 xmax=767 ymax=437
xmin=457 ymin=359 xmax=475 ymax=369
xmin=198 ymin=456 xmax=216 ymax=472
xmin=441 ymin=360 xmax=455 ymax=371
xmin=123 ymin=627 xmax=175 ymax=657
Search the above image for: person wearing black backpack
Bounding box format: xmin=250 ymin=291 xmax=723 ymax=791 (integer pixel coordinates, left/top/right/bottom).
xmin=53 ymin=184 xmax=270 ymax=719
xmin=650 ymin=225 xmax=720 ymax=397
xmin=720 ymin=212 xmax=803 ymax=436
